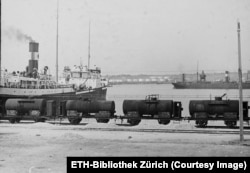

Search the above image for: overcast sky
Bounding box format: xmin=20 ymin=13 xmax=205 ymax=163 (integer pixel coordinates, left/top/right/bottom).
xmin=1 ymin=0 xmax=250 ymax=75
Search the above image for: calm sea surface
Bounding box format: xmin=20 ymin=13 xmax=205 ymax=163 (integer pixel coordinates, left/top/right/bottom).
xmin=106 ymin=84 xmax=250 ymax=116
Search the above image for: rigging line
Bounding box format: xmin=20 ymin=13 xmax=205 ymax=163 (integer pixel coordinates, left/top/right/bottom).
xmin=56 ymin=0 xmax=59 ymax=82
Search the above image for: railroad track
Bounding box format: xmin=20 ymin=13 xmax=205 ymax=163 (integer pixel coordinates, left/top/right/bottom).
xmin=45 ymin=120 xmax=250 ymax=135
xmin=1 ymin=119 xmax=250 ymax=135
xmin=68 ymin=127 xmax=250 ymax=135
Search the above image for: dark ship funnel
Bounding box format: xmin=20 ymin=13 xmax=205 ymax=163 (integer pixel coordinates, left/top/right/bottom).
xmin=29 ymin=42 xmax=39 ymax=53
xmin=182 ymin=73 xmax=185 ymax=82
xmin=27 ymin=42 xmax=39 ymax=77
xmin=225 ymin=71 xmax=230 ymax=82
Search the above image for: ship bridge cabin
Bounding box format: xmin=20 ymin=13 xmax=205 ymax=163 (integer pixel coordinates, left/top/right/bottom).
xmin=59 ymin=66 xmax=102 ymax=90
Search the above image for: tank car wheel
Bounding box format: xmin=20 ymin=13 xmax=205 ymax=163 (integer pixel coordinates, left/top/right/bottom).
xmin=15 ymin=118 xmax=21 ymax=123
xmin=68 ymin=118 xmax=82 ymax=125
xmin=195 ymin=120 xmax=208 ymax=128
xmin=224 ymin=120 xmax=237 ymax=128
xmin=127 ymin=119 xmax=141 ymax=126
xmin=75 ymin=118 xmax=82 ymax=124
xmin=158 ymin=119 xmax=170 ymax=125
xmin=35 ymin=118 xmax=46 ymax=123
xmin=9 ymin=118 xmax=16 ymax=124
xmin=96 ymin=118 xmax=110 ymax=123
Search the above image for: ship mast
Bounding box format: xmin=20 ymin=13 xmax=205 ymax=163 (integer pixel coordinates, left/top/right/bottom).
xmin=237 ymin=21 xmax=244 ymax=142
xmin=88 ymin=20 xmax=91 ymax=70
xmin=0 ymin=0 xmax=2 ymax=85
xmin=56 ymin=0 xmax=59 ymax=82
xmin=196 ymin=61 xmax=199 ymax=82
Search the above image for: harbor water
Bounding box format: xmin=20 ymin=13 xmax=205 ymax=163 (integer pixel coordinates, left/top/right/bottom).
xmin=107 ymin=84 xmax=250 ymax=116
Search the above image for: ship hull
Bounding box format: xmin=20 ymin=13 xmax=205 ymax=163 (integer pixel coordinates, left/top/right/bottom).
xmin=0 ymin=87 xmax=107 ymax=100
xmin=172 ymin=82 xmax=250 ymax=89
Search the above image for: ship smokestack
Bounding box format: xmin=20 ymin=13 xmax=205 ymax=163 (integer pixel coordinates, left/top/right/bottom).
xmin=225 ymin=71 xmax=230 ymax=82
xmin=182 ymin=73 xmax=185 ymax=82
xmin=28 ymin=42 xmax=39 ymax=77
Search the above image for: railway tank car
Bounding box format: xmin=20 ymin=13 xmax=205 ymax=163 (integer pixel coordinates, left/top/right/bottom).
xmin=2 ymin=94 xmax=249 ymax=128
xmin=122 ymin=94 xmax=182 ymax=125
xmin=189 ymin=94 xmax=250 ymax=127
xmin=5 ymin=98 xmax=47 ymax=123
xmin=66 ymin=100 xmax=115 ymax=124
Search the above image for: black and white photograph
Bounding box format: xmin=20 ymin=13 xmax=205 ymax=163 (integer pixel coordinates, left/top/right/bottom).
xmin=0 ymin=0 xmax=250 ymax=172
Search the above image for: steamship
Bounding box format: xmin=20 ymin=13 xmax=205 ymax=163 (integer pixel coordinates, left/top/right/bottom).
xmin=0 ymin=42 xmax=107 ymax=118
xmin=172 ymin=71 xmax=250 ymax=89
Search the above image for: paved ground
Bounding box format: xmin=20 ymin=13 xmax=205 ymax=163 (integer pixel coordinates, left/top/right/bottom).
xmin=0 ymin=120 xmax=250 ymax=173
